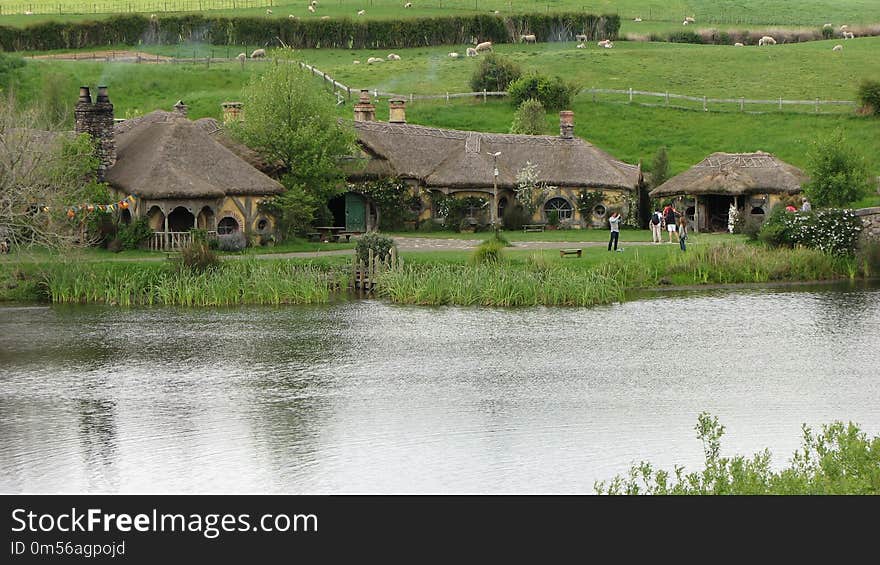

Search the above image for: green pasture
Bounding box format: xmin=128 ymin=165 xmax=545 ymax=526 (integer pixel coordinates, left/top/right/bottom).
xmin=1 ymin=0 xmax=879 ymax=29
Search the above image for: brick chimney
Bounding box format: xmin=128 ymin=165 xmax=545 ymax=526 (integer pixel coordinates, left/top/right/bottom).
xmin=353 ymin=89 xmax=376 ymax=122
xmin=173 ymin=99 xmax=188 ymax=117
xmin=559 ymin=110 xmax=574 ymax=139
xmin=74 ymin=85 xmax=116 ymax=180
xmin=389 ymin=98 xmax=406 ymax=124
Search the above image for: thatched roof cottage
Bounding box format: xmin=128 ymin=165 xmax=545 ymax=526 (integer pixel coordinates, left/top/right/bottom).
xmin=650 ymin=151 xmax=807 ymax=232
xmin=75 ymin=86 xmax=283 ymax=249
xmin=344 ymin=91 xmax=643 ymax=229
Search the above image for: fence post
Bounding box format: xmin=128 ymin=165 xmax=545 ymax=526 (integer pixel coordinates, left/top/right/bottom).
xmin=446 ymin=91 xmax=449 ymax=103
xmin=703 ymin=95 xmax=707 ymax=111
xmin=778 ymin=97 xmax=782 ymax=111
xmin=740 ymin=97 xmax=744 ymax=112
xmin=628 ymin=87 xmax=633 ymax=102
xmin=483 ymin=88 xmax=487 ymax=102
xmin=815 ymin=97 xmax=819 ymax=113
xmin=592 ymin=87 xmax=596 ymax=103
xmin=665 ymin=91 xmax=669 ymax=106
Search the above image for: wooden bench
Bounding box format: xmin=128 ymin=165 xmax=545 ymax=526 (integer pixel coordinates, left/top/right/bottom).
xmin=523 ymin=224 xmax=545 ymax=232
xmin=336 ymin=232 xmax=355 ymax=243
xmin=306 ymin=232 xmax=321 ymax=242
xmin=559 ymin=248 xmax=582 ymax=258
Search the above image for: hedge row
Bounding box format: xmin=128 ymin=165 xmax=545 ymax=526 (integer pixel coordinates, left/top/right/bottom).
xmin=0 ymin=13 xmax=620 ymax=51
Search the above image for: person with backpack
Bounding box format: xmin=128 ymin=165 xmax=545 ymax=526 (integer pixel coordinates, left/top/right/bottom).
xmin=650 ymin=209 xmax=662 ymax=244
xmin=664 ymin=204 xmax=679 ymax=244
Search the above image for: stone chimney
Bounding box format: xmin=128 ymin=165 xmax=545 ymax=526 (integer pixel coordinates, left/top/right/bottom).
xmin=353 ymin=89 xmax=376 ymax=122
xmin=74 ymin=85 xmax=116 ymax=180
xmin=173 ymin=99 xmax=188 ymax=117
xmin=389 ymin=98 xmax=406 ymax=124
xmin=559 ymin=110 xmax=574 ymax=140
xmin=221 ymin=101 xmax=243 ymax=123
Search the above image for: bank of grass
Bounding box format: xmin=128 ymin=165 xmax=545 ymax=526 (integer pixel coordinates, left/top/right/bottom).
xmin=379 ymin=242 xmax=861 ymax=306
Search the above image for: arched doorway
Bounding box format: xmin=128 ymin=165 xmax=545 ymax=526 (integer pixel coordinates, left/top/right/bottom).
xmin=497 ymin=196 xmax=508 ymax=221
xmin=197 ymin=206 xmax=215 ymax=231
xmin=329 ymin=192 xmax=367 ymax=232
xmin=167 ymin=206 xmax=195 ymax=232
xmin=146 ymin=206 xmax=165 ymax=231
xmin=544 ymin=197 xmax=573 ymax=221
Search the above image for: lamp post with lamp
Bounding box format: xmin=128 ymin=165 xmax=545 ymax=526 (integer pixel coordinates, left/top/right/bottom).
xmin=487 ymin=151 xmax=501 ymax=230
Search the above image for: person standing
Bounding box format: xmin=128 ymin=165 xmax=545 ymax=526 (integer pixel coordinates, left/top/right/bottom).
xmin=608 ymin=211 xmax=622 ymax=252
xmin=801 ymin=197 xmax=812 ymax=212
xmin=678 ymin=214 xmax=688 ymax=251
xmin=664 ymin=204 xmax=678 ymax=244
xmin=650 ymin=209 xmax=663 ymax=244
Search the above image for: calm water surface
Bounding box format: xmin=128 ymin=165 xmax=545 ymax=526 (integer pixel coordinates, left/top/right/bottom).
xmin=1 ymin=283 xmax=879 ymax=493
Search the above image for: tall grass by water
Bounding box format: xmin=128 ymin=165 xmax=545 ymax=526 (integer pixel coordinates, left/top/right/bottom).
xmin=39 ymin=260 xmax=344 ymax=306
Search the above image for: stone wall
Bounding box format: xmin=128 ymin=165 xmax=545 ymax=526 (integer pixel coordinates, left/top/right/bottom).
xmin=855 ymin=207 xmax=880 ymax=242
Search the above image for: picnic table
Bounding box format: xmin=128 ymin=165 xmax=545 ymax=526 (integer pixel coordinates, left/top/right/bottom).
xmin=314 ymin=226 xmax=346 ymax=242
xmin=523 ymin=224 xmax=545 ymax=232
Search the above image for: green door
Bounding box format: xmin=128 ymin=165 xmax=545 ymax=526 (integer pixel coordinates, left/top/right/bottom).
xmin=345 ymin=192 xmax=366 ymax=232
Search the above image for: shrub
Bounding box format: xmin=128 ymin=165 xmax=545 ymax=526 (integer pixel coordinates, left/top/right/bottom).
xmin=666 ymin=30 xmax=703 ymax=44
xmin=803 ymin=129 xmax=872 ymax=207
xmin=117 ymin=218 xmax=153 ymax=250
xmin=733 ymin=212 xmax=764 ymax=240
xmin=356 ymin=232 xmax=396 ymax=264
xmin=502 ymin=204 xmax=530 ymax=230
xmin=179 ymin=239 xmax=219 ymax=273
xmin=470 ymin=239 xmax=505 ymax=265
xmin=509 ymin=98 xmax=547 ymax=135
xmin=470 ymin=53 xmax=522 ymax=93
xmin=857 ymin=79 xmax=880 ymax=116
xmin=217 ymin=231 xmax=248 ymax=252
xmin=856 ymin=240 xmax=880 ymax=276
xmin=758 ymin=207 xmax=863 ymax=255
xmin=821 ymin=26 xmax=834 ymax=40
xmin=106 ymin=238 xmax=123 ymax=253
xmin=508 ymin=74 xmax=576 ymax=111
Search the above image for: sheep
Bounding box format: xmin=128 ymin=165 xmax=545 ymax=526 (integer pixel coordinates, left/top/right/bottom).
xmin=757 ymin=35 xmax=776 ymax=46
xmin=823 ymin=23 xmax=832 ymax=29
xmin=150 ymin=13 xmax=157 ymax=20
xmin=602 ymin=41 xmax=614 ymax=49
xmin=357 ymin=9 xmax=365 ymax=16
xmin=520 ymin=34 xmax=537 ymax=43
xmin=367 ymin=57 xmax=384 ymax=64
xmin=251 ymin=48 xmax=266 ymax=58
xmin=634 ymin=17 xmax=642 ymax=22
xmin=24 ymin=10 xmax=33 ymax=15
xmin=289 ymin=14 xmax=297 ymax=19
xmin=840 ymin=24 xmax=848 ymax=31
xmin=734 ymin=42 xmax=744 ymax=47
xmin=308 ymin=5 xmax=315 ymax=13
xmin=236 ymin=52 xmax=247 ymax=62
xmin=685 ymin=16 xmax=695 ymax=23
xmin=466 ymin=47 xmax=478 ymax=57
xmin=682 ymin=20 xmax=689 ymax=26
xmin=832 ymin=44 xmax=843 ymax=51
xmin=492 ymin=10 xmax=499 ymax=15
xmin=321 ymin=15 xmax=330 ymax=19
xmin=575 ymin=34 xmax=588 ymax=42
xmin=576 ymin=43 xmax=586 ymax=49
xmin=448 ymin=52 xmax=460 ymax=58
xmin=266 ymin=8 xmax=273 ymax=14
xmin=475 ymin=41 xmax=492 ymax=52
xmin=843 ymin=31 xmax=854 ymax=39
xmin=404 ymin=2 xmax=412 ymax=7
xmin=353 ymin=60 xmax=361 ymax=64
xmin=597 ymin=39 xmax=611 ymax=47
xmin=387 ymin=53 xmax=401 ymax=60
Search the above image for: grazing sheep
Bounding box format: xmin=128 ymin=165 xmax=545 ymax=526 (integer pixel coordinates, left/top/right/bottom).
xmin=353 ymin=60 xmax=361 ymax=64
xmin=734 ymin=42 xmax=744 ymax=47
xmin=597 ymin=39 xmax=611 ymax=47
xmin=843 ymin=31 xmax=854 ymax=39
xmin=308 ymin=5 xmax=315 ymax=13
xmin=367 ymin=57 xmax=384 ymax=64
xmin=575 ymin=34 xmax=588 ymax=42
xmin=466 ymin=47 xmax=478 ymax=57
xmin=357 ymin=9 xmax=365 ymax=16
xmin=634 ymin=17 xmax=642 ymax=22
xmin=475 ymin=41 xmax=492 ymax=52
xmin=685 ymin=16 xmax=695 ymax=23
xmin=840 ymin=24 xmax=848 ymax=31
xmin=404 ymin=2 xmax=412 ymax=7
xmin=251 ymin=48 xmax=266 ymax=58
xmin=758 ymin=35 xmax=776 ymax=46
xmin=321 ymin=15 xmax=329 ymax=19
xmin=682 ymin=20 xmax=689 ymax=26
xmin=520 ymin=34 xmax=536 ymax=43
xmin=236 ymin=52 xmax=247 ymax=62
xmin=823 ymin=23 xmax=832 ymax=29
xmin=387 ymin=53 xmax=401 ymax=60
xmin=576 ymin=43 xmax=586 ymax=49
xmin=266 ymin=8 xmax=273 ymax=14
xmin=832 ymin=44 xmax=843 ymax=51
xmin=448 ymin=52 xmax=460 ymax=58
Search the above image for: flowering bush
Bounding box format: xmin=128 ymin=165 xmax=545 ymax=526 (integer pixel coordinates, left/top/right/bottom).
xmin=514 ymin=162 xmax=553 ymax=215
xmin=758 ymin=207 xmax=863 ymax=255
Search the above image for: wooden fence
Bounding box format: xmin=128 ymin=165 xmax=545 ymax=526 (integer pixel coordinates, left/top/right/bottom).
xmin=147 ymin=230 xmax=217 ymax=251
xmin=351 ymin=246 xmax=400 ymax=294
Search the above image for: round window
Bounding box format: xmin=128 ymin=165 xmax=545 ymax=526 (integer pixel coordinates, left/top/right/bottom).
xmin=593 ymin=204 xmax=607 ymax=217
xmin=217 ymin=216 xmax=240 ymax=235
xmin=256 ymin=218 xmax=269 ymax=232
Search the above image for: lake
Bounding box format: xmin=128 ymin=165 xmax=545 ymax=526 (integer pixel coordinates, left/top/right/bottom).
xmin=1 ymin=282 xmax=878 ymax=493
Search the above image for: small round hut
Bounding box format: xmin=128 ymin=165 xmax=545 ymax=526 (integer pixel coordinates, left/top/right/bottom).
xmin=650 ymin=151 xmax=807 ymax=232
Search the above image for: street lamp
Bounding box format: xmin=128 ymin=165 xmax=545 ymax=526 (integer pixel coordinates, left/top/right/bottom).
xmin=487 ymin=151 xmax=501 ymax=229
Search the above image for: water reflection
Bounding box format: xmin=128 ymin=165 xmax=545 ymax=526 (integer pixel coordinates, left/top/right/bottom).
xmin=1 ymin=283 xmax=878 ymax=493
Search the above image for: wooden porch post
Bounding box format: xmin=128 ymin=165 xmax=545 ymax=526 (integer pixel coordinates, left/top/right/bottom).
xmin=693 ymin=194 xmax=699 ymax=233
xmin=163 ymin=213 xmax=170 ymax=251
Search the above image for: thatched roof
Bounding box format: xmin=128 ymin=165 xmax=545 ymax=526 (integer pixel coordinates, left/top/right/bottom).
xmin=108 ymin=111 xmax=283 ymax=199
xmin=349 ymin=121 xmax=641 ymax=190
xmin=650 ymin=151 xmax=807 ymax=198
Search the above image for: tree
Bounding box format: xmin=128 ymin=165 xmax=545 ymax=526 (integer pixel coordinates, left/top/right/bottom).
xmin=469 ymin=53 xmax=522 ymax=93
xmin=514 ymin=161 xmax=552 ymax=216
xmin=508 ymin=73 xmax=576 ymax=111
xmin=509 ymin=98 xmax=546 ymax=135
xmin=650 ymin=146 xmax=670 ymax=188
xmin=856 ymin=79 xmax=880 ymax=116
xmin=803 ymin=129 xmax=871 ymax=208
xmin=230 ymin=52 xmax=357 ymax=235
xmin=0 ymin=98 xmax=107 ymax=250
